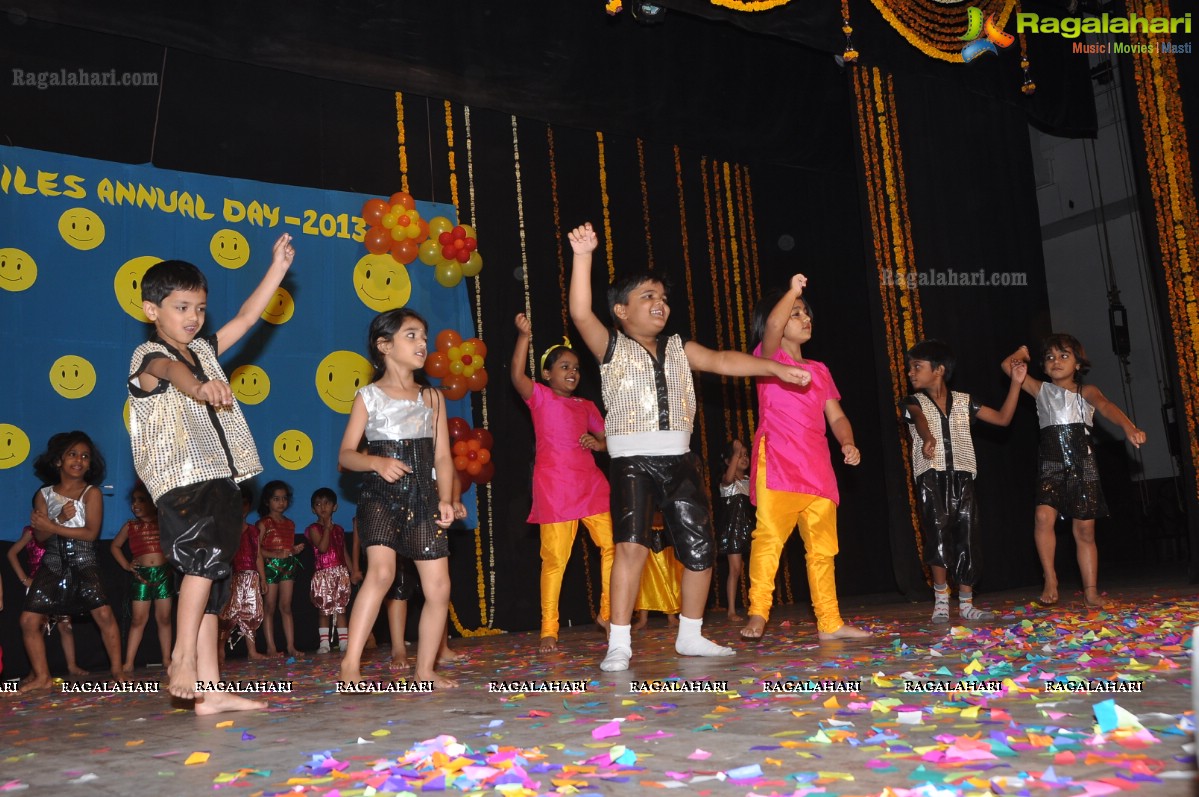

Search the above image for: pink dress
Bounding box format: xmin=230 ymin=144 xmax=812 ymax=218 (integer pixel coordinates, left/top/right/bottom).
xmin=750 ymin=346 xmax=841 ymax=505
xmin=220 ymin=524 xmax=263 ymax=639
xmin=306 ymin=523 xmax=350 ymax=615
xmin=525 ymin=383 xmax=610 ymax=524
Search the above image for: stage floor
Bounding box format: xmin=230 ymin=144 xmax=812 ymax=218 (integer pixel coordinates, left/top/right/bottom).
xmin=2 ymin=580 xmax=1196 ymax=796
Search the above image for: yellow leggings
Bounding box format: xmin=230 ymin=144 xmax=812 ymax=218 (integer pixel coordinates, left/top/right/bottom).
xmin=748 ymin=441 xmax=844 ymax=633
xmin=539 ymin=513 xmax=614 ymax=638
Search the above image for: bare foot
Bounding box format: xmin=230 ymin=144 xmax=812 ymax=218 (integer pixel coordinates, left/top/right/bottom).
xmin=1038 ymin=582 xmax=1059 ymax=606
xmin=194 ymin=690 xmax=267 ymax=715
xmin=247 ymin=650 xmax=267 ymax=661
xmin=166 ymin=657 xmax=199 ymax=700
xmin=389 ymin=657 xmax=411 ymax=673
xmin=726 ymin=610 xmax=743 ymax=622
xmin=539 ymin=636 xmax=558 ymax=653
xmin=286 ymin=648 xmax=300 ymax=658
xmin=414 ymin=669 xmax=458 ymax=689
xmin=1082 ymin=586 xmax=1106 ymax=609
xmin=18 ymin=674 xmax=54 ymax=692
xmin=818 ymin=624 xmax=872 ymax=640
xmin=632 ymin=611 xmax=648 ymax=631
xmin=667 ymin=614 xmax=679 ymax=627
xmin=740 ymin=615 xmax=766 ymax=639
xmin=67 ymin=666 xmax=88 ymax=678
xmin=339 ymin=662 xmax=362 ymax=685
xmin=438 ymin=645 xmax=463 ymax=663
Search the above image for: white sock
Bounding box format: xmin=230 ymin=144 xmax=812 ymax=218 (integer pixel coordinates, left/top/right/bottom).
xmin=600 ymin=624 xmax=632 ymax=672
xmin=675 ymin=615 xmax=734 ymax=657
xmin=319 ymin=628 xmax=330 ymax=644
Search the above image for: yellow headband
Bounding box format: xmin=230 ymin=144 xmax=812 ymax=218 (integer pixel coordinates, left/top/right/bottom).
xmin=539 ymin=336 xmax=573 ymax=372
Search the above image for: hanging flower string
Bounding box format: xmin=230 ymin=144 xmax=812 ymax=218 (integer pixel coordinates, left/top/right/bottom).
xmin=396 ymin=92 xmax=409 ymax=193
xmin=842 ymin=0 xmax=859 ymax=62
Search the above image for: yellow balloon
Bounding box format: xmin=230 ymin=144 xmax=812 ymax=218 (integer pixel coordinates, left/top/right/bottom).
xmin=230 ymin=364 xmax=271 ymax=405
xmin=260 ymin=287 xmax=295 ymax=325
xmin=58 ymin=207 xmax=106 ymax=251
xmin=458 ymin=223 xmax=476 ymax=240
xmin=0 ymin=247 xmax=38 ymax=292
xmin=274 ymin=429 xmax=314 ymax=470
xmin=0 ymin=423 xmax=32 ymax=469
xmin=315 ymin=351 xmax=373 ymax=414
xmin=49 ymin=354 xmax=97 ymax=399
xmin=461 ymin=251 xmax=483 ymax=278
xmin=434 ymin=260 xmax=463 ymax=288
xmin=428 ymin=216 xmax=454 ymax=237
xmin=209 ymin=228 xmax=250 ymax=269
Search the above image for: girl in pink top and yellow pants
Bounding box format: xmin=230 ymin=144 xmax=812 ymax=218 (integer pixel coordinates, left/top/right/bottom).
xmin=512 ymin=314 xmax=615 ymax=653
xmin=741 ymin=277 xmax=871 ymax=641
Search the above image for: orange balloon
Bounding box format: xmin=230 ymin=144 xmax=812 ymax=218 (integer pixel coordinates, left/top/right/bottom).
xmin=453 ymin=455 xmax=469 ymax=472
xmin=364 ymin=226 xmax=391 ymax=255
xmin=436 ymin=329 xmax=463 ymax=353
xmin=466 ymin=438 xmax=482 ymax=452
xmin=477 ymin=448 xmax=491 ymax=464
xmin=362 ymin=198 xmax=389 ymax=225
xmin=466 ymin=368 xmax=488 ymax=392
xmin=452 ymin=440 xmax=469 ymax=457
xmin=425 ymin=351 xmax=450 ymax=378
xmin=466 ymin=460 xmax=483 ymax=476
xmin=389 ymin=191 xmax=416 ymax=210
xmin=391 ymin=238 xmax=419 ymax=264
xmin=463 ymin=338 xmax=487 ymax=359
xmin=441 ymin=374 xmax=468 ymax=400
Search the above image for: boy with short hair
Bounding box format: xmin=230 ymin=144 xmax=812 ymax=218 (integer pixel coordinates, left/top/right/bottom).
xmin=903 ymin=339 xmax=1025 ymax=623
xmin=567 ymin=221 xmax=810 ymax=672
xmin=128 ymin=233 xmax=295 ymax=711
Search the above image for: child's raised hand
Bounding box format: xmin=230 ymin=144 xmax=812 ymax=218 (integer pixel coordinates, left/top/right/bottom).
xmin=1010 ymin=359 xmax=1027 ymax=383
xmin=271 ymin=233 xmax=297 ymax=269
xmin=373 ymin=455 xmax=413 ymax=483
xmin=515 ymin=313 xmax=532 ymax=336
xmin=772 ymin=362 xmax=812 ymax=387
xmin=292 ymin=543 xmax=305 ymax=555
xmin=194 ymin=379 xmax=235 ymax=409
xmin=789 ymin=274 xmax=808 ymax=295
xmin=842 ymin=443 xmax=861 ymax=466
xmin=435 ymin=501 xmax=456 ymax=528
xmin=732 ymin=439 xmax=745 ymax=455
xmin=567 ymin=223 xmax=598 ymax=255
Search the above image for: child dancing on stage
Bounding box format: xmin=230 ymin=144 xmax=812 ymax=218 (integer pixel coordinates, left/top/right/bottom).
xmin=718 ymin=440 xmax=752 ymax=621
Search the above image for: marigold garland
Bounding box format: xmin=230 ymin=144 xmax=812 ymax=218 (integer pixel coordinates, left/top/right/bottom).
xmin=1128 ymin=0 xmax=1199 ymax=506
xmin=395 ymin=92 xmax=409 ymax=193
xmin=547 ymin=126 xmax=569 ymax=334
xmin=597 ymin=132 xmax=615 ymax=282
xmin=868 ymin=0 xmax=1015 ymax=62
xmin=709 ymin=0 xmax=793 ymax=10
xmin=637 ymin=138 xmax=655 ymax=271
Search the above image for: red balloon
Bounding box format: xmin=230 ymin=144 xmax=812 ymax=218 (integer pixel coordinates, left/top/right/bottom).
xmin=391 ymin=238 xmax=419 ymax=264
xmin=477 ymin=461 xmax=495 ymax=484
xmin=439 ymin=231 xmax=454 ymax=246
xmin=425 ymin=351 xmax=450 ymax=378
xmin=364 ymin=226 xmax=391 ymax=255
xmin=441 ymin=375 xmax=468 ymax=400
xmin=463 ymin=338 xmax=487 ymax=359
xmin=455 ymin=248 xmax=471 ymax=264
xmin=442 ymin=244 xmax=457 ymax=260
xmin=471 ymin=428 xmax=494 ymax=449
xmin=362 ymin=198 xmax=389 ymax=226
xmin=466 ymin=368 xmax=488 ymax=392
xmin=435 ymin=329 xmax=463 ymax=352
xmin=447 ymin=416 xmax=471 ymax=441
xmin=463 ymin=237 xmax=478 ymax=252
xmin=389 ymin=192 xmax=416 ymax=210
xmin=452 ymin=226 xmax=466 ymax=239
xmin=466 ymin=449 xmax=478 ymax=461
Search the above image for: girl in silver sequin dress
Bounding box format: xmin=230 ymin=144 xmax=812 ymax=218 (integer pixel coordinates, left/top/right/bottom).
xmin=338 ymin=309 xmax=457 ymax=689
xmin=1004 ymin=336 xmax=1146 ymax=609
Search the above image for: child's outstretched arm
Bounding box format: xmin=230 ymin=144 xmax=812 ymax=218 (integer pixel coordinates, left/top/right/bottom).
xmin=338 ymin=394 xmax=412 ymax=482
xmin=760 ymin=274 xmax=807 ymax=358
xmin=683 ymin=341 xmax=812 ymax=386
xmin=1080 ymin=384 xmax=1147 ymax=447
xmin=451 ymin=470 xmax=467 ymax=521
xmin=902 ymin=399 xmax=937 ymax=460
xmin=214 ymin=233 xmax=296 ymax=355
xmin=1001 ymin=346 xmax=1040 ymax=397
xmin=511 ymin=313 xmax=535 ymax=401
xmin=7 ymin=527 xmax=33 ymax=587
xmin=566 ymin=223 xmax=609 ymax=362
xmin=976 ymin=360 xmax=1027 ymax=426
xmin=431 ymin=391 xmax=456 ymax=528
xmin=824 ymin=400 xmax=861 ymax=465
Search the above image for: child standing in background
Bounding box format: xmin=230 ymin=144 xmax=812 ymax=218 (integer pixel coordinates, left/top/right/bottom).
xmin=1003 ymin=336 xmax=1146 ymax=608
xmin=219 ymin=484 xmax=266 ymax=660
xmin=740 ymin=276 xmax=870 ymax=642
xmin=903 ymin=340 xmax=1026 ymax=622
xmin=306 ymin=487 xmax=352 ymax=653
xmin=511 ymin=312 xmax=615 ymax=653
xmin=718 ymin=440 xmax=752 ymax=621
xmin=110 ymin=482 xmax=174 ymax=672
xmin=257 ymin=480 xmax=304 ymax=657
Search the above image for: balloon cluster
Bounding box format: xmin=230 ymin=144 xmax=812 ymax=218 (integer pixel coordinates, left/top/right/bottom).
xmin=361 ymin=192 xmax=430 ymax=265
xmin=418 ymin=219 xmax=483 ymax=288
xmin=426 ymin=329 xmax=487 ymax=400
xmin=448 ymin=418 xmax=495 ymax=487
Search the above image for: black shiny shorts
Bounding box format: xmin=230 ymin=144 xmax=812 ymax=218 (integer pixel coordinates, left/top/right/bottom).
xmin=609 ymin=453 xmax=713 ymax=571
xmin=24 ymin=562 xmax=108 ymax=615
xmin=358 ymin=439 xmax=448 ymax=560
xmin=157 ymin=478 xmax=242 ymax=614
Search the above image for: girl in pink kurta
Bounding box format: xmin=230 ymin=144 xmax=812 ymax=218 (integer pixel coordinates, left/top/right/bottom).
xmin=740 ymin=276 xmax=871 ymax=641
xmin=511 ymin=313 xmax=615 ymax=653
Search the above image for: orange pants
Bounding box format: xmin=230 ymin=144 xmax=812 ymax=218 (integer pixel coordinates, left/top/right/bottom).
xmin=748 ymin=441 xmax=844 ymax=633
xmin=539 ymin=513 xmax=614 ymax=638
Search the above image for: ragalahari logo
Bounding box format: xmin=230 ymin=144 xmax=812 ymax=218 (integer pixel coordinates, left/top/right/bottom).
xmin=960 ymin=6 xmax=1015 ymax=62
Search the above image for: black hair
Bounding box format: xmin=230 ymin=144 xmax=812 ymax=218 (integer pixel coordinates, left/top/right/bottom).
xmin=607 ymin=272 xmax=670 ymax=329
xmin=311 ymin=487 xmax=338 ymax=508
xmin=750 ymin=288 xmax=814 ymax=346
xmin=721 ymin=439 xmax=746 ymax=464
xmin=258 ymin=480 xmax=293 ymax=518
xmin=367 ymin=308 xmax=429 ymax=381
xmin=1041 ymin=333 xmax=1091 ymax=377
xmin=239 ymin=481 xmax=256 ymax=509
xmin=906 ymin=339 xmax=956 ymax=382
xmin=140 ymin=259 xmax=208 ymax=306
xmin=33 ymin=431 xmax=106 ymax=486
xmin=540 ymin=345 xmax=579 ymax=377
xmin=128 ymin=481 xmax=151 ymax=501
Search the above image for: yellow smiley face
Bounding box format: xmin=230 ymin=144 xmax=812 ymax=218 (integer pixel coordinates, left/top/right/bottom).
xmin=58 ymin=207 xmax=106 ymax=251
xmin=210 ymin=229 xmax=250 ymax=269
xmin=315 ymin=350 xmax=373 ymax=414
xmin=123 ymin=398 xmax=131 ymax=433
xmin=353 ymin=254 xmax=411 ymax=312
xmin=261 ymin=287 xmax=294 ymax=325
xmin=274 ymin=429 xmax=313 ymax=470
xmin=0 ymin=424 xmax=31 ymax=470
xmin=230 ymin=364 xmax=271 ymax=405
xmin=49 ymin=354 xmax=97 ymax=399
xmin=0 ymin=247 xmax=37 ymax=292
xmin=114 ymin=256 xmax=162 ymax=322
